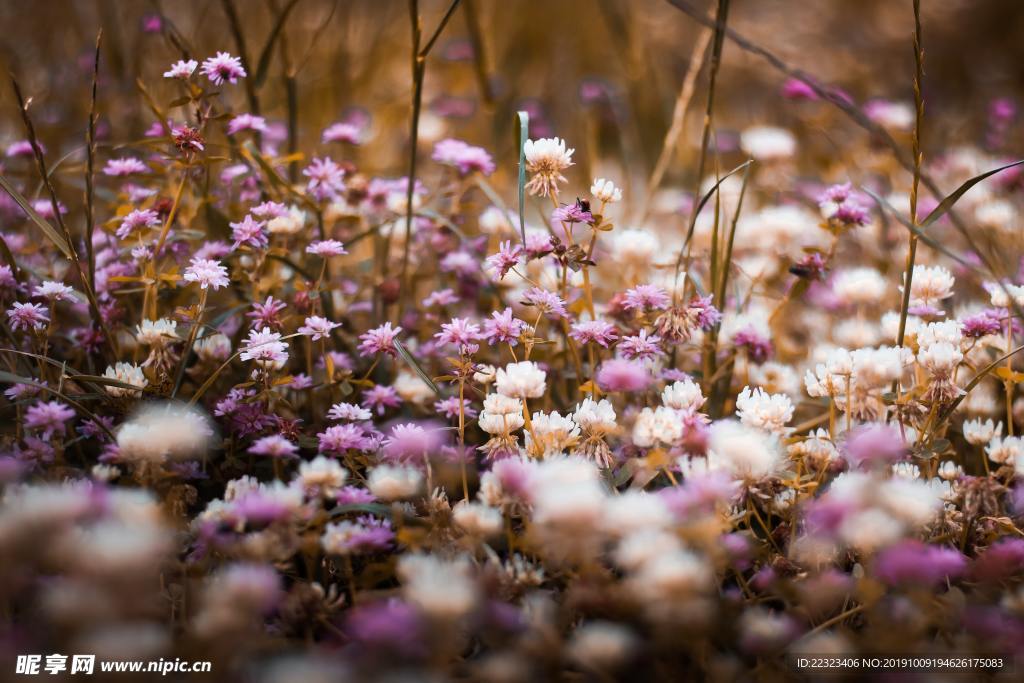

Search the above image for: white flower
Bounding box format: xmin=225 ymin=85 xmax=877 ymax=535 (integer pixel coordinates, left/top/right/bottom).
xmin=735 ymin=386 xmax=794 ymax=435
xmin=116 ymin=403 xmax=214 ymax=463
xmin=916 ymin=320 xmax=962 ymax=350
xmin=398 ymin=554 xmax=478 ymax=620
xmin=662 ymin=378 xmax=705 ymax=412
xmin=572 ymin=398 xmax=617 ymax=435
xmin=986 ymin=435 xmax=1024 ymax=465
xmin=527 ymin=411 xmax=580 ymax=457
xmin=194 ymin=333 xmax=231 ymax=362
xmin=478 ymin=206 xmax=516 ymax=235
xmin=393 ymin=370 xmax=434 ymax=404
xmin=473 ymin=363 xmax=497 ymax=385
xmin=103 ymin=362 xmax=148 ymax=397
xmin=266 ymin=205 xmax=306 ymax=235
xmin=904 ymin=265 xmax=955 ymax=310
xmin=590 ymin=178 xmax=622 ymax=204
xmin=136 ymin=318 xmax=179 ymax=346
xmin=706 ymin=419 xmax=783 ymax=481
xmin=523 ymin=137 xmax=574 ymax=197
xmin=496 ymin=361 xmax=547 ymax=399
xmin=452 ymin=501 xmax=503 ymax=537
xmin=163 ymin=59 xmax=198 ymax=79
xmin=297 ymin=456 xmax=348 ymax=497
xmin=984 ymin=281 xmax=1024 ymax=309
xmin=632 ymin=406 xmax=682 ymax=448
xmin=739 ymin=125 xmax=796 ymax=161
xmin=367 ymin=465 xmax=423 ymax=500
xmin=963 ymin=418 xmax=1002 ymax=446
xmin=832 ymin=267 xmax=887 ymax=307
xmin=612 ymin=228 xmax=659 ymax=266
xmin=917 ymin=342 xmax=962 ymax=376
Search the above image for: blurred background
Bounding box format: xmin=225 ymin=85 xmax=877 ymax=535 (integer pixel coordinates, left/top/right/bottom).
xmin=0 ymin=0 xmax=1023 ymax=212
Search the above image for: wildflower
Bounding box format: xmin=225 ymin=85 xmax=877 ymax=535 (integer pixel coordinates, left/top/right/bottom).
xmin=382 ymin=423 xmax=442 ymax=462
xmin=596 ymin=358 xmax=651 ymax=393
xmin=318 ymin=423 xmax=374 ymax=454
xmin=249 ymin=435 xmax=299 ymax=459
xmin=874 ymin=541 xmax=966 ymax=588
xmin=496 ymin=361 xmax=547 ymax=399
xmin=25 ymin=400 xmax=75 ymax=440
xmin=590 ymin=177 xmax=622 ymax=204
xmin=623 ymin=284 xmax=671 ymax=312
xmin=226 ymin=113 xmax=268 ymax=136
xmin=735 ymin=386 xmax=794 ymax=435
xmin=32 ymin=281 xmax=74 ymax=302
xmin=298 ymin=455 xmax=349 ymax=497
xmin=422 ymin=288 xmax=459 ymax=308
xmin=904 ymin=265 xmax=955 ymax=315
xmin=781 ymin=77 xmax=819 ymax=100
xmin=633 ymin=406 xmax=683 ymax=448
xmin=321 ymin=517 xmax=394 ymax=555
xmin=116 ymin=208 xmax=161 ymax=239
xmin=739 ymin=125 xmax=796 ymax=161
xmin=434 ymin=317 xmax=482 ymax=354
xmin=6 ymin=302 xmax=49 ymax=331
xmin=266 ymin=205 xmax=306 ymax=234
xmin=707 ymin=419 xmax=784 ymax=481
xmin=103 ymin=157 xmax=148 ymax=176
xmin=103 ymin=362 xmax=148 ymax=397
xmin=172 ymin=125 xmax=206 ymax=153
xmin=136 ymin=318 xmax=178 ymax=346
xmin=6 ymin=140 xmax=40 ymax=157
xmin=358 ymin=322 xmax=403 ymax=357
xmin=240 ymin=327 xmax=289 ymax=368
xmin=963 ymin=418 xmax=1002 ymax=445
xmin=526 ymin=411 xmax=581 ymax=457
xmin=569 ymin=319 xmax=618 ymax=347
xmin=163 ymin=59 xmax=198 ymax=79
xmin=524 ymin=230 xmax=555 ymax=259
xmin=322 ymin=121 xmax=363 ymax=145
xmin=961 ymin=310 xmax=1002 ymax=338
xmin=303 ymin=157 xmax=346 ymax=202
xmin=306 ymin=239 xmax=347 ymax=257
xmin=362 ymin=385 xmax=402 ymax=415
xmin=522 ymin=287 xmax=568 ymax=318
xmin=984 ymin=281 xmax=1024 ymax=309
xmin=482 ymin=307 xmax=527 ymax=346
xmin=247 ymin=296 xmax=287 ymax=330
xmin=662 ymin=378 xmax=705 ymax=412
xmin=484 ymin=241 xmax=523 ymax=280
xmin=551 ymin=201 xmax=594 ymax=225
xmin=327 ymin=402 xmax=372 ymax=422
xmin=201 ymin=52 xmax=246 ymax=85
xmin=367 ymin=465 xmax=423 ymax=501
xmin=431 ymin=138 xmax=495 ymax=176
xmin=819 ymin=183 xmax=869 ymax=227
xmin=298 ymin=316 xmax=341 ymax=341
xmin=229 ymin=215 xmax=268 ymax=251
xmin=573 ymin=397 xmax=617 ymax=466
xmin=452 ymin=501 xmax=503 ymax=537
xmin=986 ymin=435 xmax=1024 ymax=465
xmin=183 ymin=257 xmax=230 ymax=290
xmin=917 ymin=342 xmax=964 ymax=403
xmin=618 ymin=330 xmax=664 ymax=361
xmin=523 ymin=137 xmax=574 ymax=197
xmin=434 ymin=396 xmax=478 ymax=420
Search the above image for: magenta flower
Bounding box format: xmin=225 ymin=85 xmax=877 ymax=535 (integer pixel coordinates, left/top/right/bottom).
xmin=595 ymin=358 xmax=651 ymax=393
xmin=522 ymin=287 xmax=568 ymax=319
xmin=431 ymin=138 xmax=495 ymax=176
xmin=318 ymin=423 xmax=375 ymax=454
xmin=434 ymin=397 xmax=478 ymax=420
xmin=251 ymin=201 xmax=287 ymax=219
xmin=201 ymin=52 xmax=247 ymax=85
xmin=25 ymin=400 xmax=74 ymax=440
xmin=382 ymin=423 xmax=442 ymax=462
xmin=248 ymin=296 xmax=288 ymax=330
xmin=306 ymin=240 xmax=348 ymax=257
xmin=422 ymin=288 xmax=459 ymax=308
xmin=227 ymin=113 xmax=269 ymax=136
xmin=551 ymin=201 xmax=594 ymax=225
xmin=485 ymin=241 xmax=523 ymax=280
xmin=874 ymin=541 xmax=966 ymax=588
xmin=362 ymin=385 xmax=402 ymax=415
xmin=7 ymin=302 xmax=49 ymax=331
xmin=623 ymin=284 xmax=671 ymax=312
xmin=303 ymin=157 xmax=346 ymax=202
xmin=434 ymin=317 xmax=482 ymax=354
xmin=322 ymin=121 xmax=364 ymax=145
xmin=358 ymin=322 xmax=403 ymax=358
xmin=961 ymin=310 xmax=1003 ymax=338
xmin=6 ymin=140 xmax=40 ymax=158
xmin=618 ymin=329 xmax=664 ymax=361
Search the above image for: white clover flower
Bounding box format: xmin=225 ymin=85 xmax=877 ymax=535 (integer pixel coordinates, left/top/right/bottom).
xmin=116 ymin=403 xmax=214 ymax=463
xmin=367 ymin=465 xmax=423 ymax=500
xmin=735 ymin=386 xmax=794 ymax=435
xmin=832 ymin=267 xmax=887 ymax=307
xmin=963 ymin=417 xmax=1002 ymax=446
xmin=612 ymin=228 xmax=659 ymax=267
xmin=297 ymin=455 xmax=348 ymax=497
xmin=986 ymin=435 xmax=1024 ymax=465
xmin=739 ymin=125 xmax=796 ymax=161
xmin=632 ymin=406 xmax=683 ymax=448
xmin=103 ymin=362 xmax=148 ymax=397
xmin=523 ymin=137 xmax=574 ymax=197
xmin=904 ymin=265 xmax=955 ymax=311
xmin=266 ymin=205 xmax=306 ymax=234
xmin=662 ymin=378 xmax=705 ymax=412
xmin=526 ymin=411 xmax=580 ymax=457
xmin=590 ymin=177 xmax=622 ymax=204
xmin=495 ymin=361 xmax=547 ymax=399
xmin=136 ymin=318 xmax=179 ymax=346
xmin=706 ymin=419 xmax=784 ymax=481
xmin=398 ymin=554 xmax=479 ymax=620
xmin=916 ymin=319 xmax=962 ymax=350
xmin=984 ymin=281 xmax=1024 ymax=309
xmin=452 ymin=501 xmax=503 ymax=537
xmin=917 ymin=342 xmax=963 ymax=376
xmin=572 ymin=398 xmax=617 ymax=435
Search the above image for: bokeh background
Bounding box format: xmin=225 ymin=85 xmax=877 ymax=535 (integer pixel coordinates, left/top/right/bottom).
xmin=1 ymin=0 xmax=1023 ymax=219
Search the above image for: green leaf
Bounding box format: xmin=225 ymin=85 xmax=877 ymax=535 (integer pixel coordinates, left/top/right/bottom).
xmin=921 ymin=159 xmax=1024 ymax=229
xmin=0 ymin=173 xmax=73 ymax=259
xmin=515 ymin=110 xmax=529 ymax=245
xmin=393 ymin=338 xmax=441 ymax=397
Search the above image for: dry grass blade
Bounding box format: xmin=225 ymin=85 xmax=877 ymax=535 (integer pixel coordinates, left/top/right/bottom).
xmin=0 ymin=174 xmax=73 ymax=259
xmin=254 ymin=0 xmax=302 ymax=88
xmin=393 ymin=338 xmax=441 ymax=397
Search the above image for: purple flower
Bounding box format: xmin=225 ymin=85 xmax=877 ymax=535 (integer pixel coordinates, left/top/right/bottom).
xmin=874 ymin=541 xmax=966 ymax=588
xmin=230 ymin=215 xmax=268 ymax=251
xmin=362 ymin=385 xmax=402 ymax=416
xmin=524 ymin=231 xmax=554 ymax=259
xmin=183 ymin=257 xmax=230 ymax=290
xmin=482 ymin=307 xmax=527 ymax=346
xmin=485 ymin=241 xmax=523 ymax=280
xmin=596 ymin=358 xmax=652 ymax=393
xmin=431 ymin=138 xmax=495 ymax=176
xmin=732 ymin=326 xmax=772 ymax=363
xmin=434 ymin=317 xmax=482 ymax=354
xmin=227 ymin=113 xmax=268 ymax=136
xmin=6 ymin=140 xmax=41 ymax=158
xmin=569 ymin=319 xmax=618 ymax=347
xmin=842 ymin=423 xmax=907 ymax=469
xmin=434 ymin=397 xmax=478 ymax=420
xmin=248 ymin=296 xmax=287 ymax=330
xmin=7 ymin=302 xmax=49 ymax=331
xmin=358 ymin=322 xmax=402 ymax=358
xmin=551 ymin=201 xmax=594 ymax=225
xmin=689 ymin=294 xmax=722 ymax=331
xmin=25 ymin=400 xmax=75 ymax=440
xmin=249 ymin=435 xmax=299 ymax=459
xmin=382 ymin=423 xmax=443 ymax=462
xmin=961 ymin=310 xmax=1003 ymax=338
xmin=781 ymin=77 xmax=819 ymax=101
xmin=306 ymin=239 xmax=347 ymax=257
xmin=322 ymin=121 xmax=364 ymax=145
xmin=201 ymin=52 xmax=246 ymax=85
xmin=618 ymin=329 xmax=664 ymax=361
xmin=522 ymin=287 xmax=568 ymax=319
xmin=318 ymin=423 xmax=375 ymax=454
xmin=972 ymin=539 xmax=1024 ymax=582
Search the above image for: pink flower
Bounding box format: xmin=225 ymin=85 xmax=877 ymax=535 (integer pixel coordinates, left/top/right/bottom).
xmin=358 ymin=322 xmax=402 ymax=358
xmin=569 ymin=319 xmax=618 ymax=347
xmin=322 ymin=122 xmax=364 ymax=145
xmin=229 ymin=215 xmax=268 ymax=251
xmin=6 ymin=140 xmax=41 ymax=158
xmin=434 ymin=397 xmax=478 ymax=420
xmin=596 ymin=358 xmax=651 ymax=393
xmin=117 ymin=209 xmax=161 ymax=240
xmin=382 ymin=423 xmax=443 ymax=462
xmin=201 ymin=52 xmax=247 ymax=85
xmin=247 ymin=296 xmax=287 ymax=330
xmin=362 ymin=385 xmax=402 ymax=415
xmin=422 ymin=289 xmax=459 ymax=308
xmin=240 ymin=327 xmax=289 ymax=367
xmin=431 ymin=138 xmax=495 ymax=176
xmin=103 ymin=157 xmax=148 ymax=176
xmin=623 ymin=284 xmax=671 ymax=312
xmin=327 ymin=402 xmax=372 ymax=422
xmin=318 ymin=423 xmax=375 ymax=454
xmin=249 ymin=435 xmax=299 ymax=459
xmin=7 ymin=302 xmax=49 ymax=331
xmin=183 ymin=257 xmax=230 ymax=290
xmin=306 ymin=240 xmax=348 ymax=257
xmin=163 ymin=59 xmax=198 ymax=79
xmin=298 ymin=316 xmax=341 ymax=341
xmin=522 ymin=287 xmax=568 ymax=319
xmin=434 ymin=317 xmax=482 ymax=354
xmin=32 ymin=281 xmax=74 ymax=302
xmin=303 ymin=157 xmax=346 ymax=202
xmin=227 ymin=114 xmax=269 ymax=136
xmin=618 ymin=329 xmax=664 ymax=361
xmin=485 ymin=241 xmax=523 ymax=280
xmin=482 ymin=308 xmax=527 ymax=346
